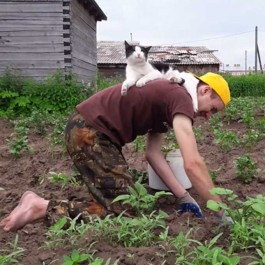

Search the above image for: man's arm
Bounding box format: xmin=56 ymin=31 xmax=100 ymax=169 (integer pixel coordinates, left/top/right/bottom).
xmin=173 ymin=114 xmax=222 ymax=205
xmin=145 ymin=132 xmax=187 ymax=198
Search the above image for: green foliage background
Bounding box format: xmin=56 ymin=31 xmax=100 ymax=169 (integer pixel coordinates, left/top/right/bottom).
xmin=224 ymin=73 xmax=265 ymax=97
xmin=0 ymin=69 xmax=117 ymax=118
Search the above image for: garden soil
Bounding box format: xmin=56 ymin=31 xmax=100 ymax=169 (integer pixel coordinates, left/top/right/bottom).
xmin=0 ymin=114 xmax=264 ymax=265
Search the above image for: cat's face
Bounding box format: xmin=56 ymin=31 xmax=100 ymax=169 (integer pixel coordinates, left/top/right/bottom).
xmin=124 ymin=41 xmax=152 ymax=63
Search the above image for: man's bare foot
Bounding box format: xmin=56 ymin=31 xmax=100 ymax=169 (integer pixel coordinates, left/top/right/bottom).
xmin=0 ymin=191 xmax=49 ymax=232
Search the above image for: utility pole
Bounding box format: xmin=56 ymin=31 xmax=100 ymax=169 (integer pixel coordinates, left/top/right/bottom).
xmin=255 ymin=26 xmax=258 ymax=73
xmin=245 ymin=50 xmax=247 ymax=75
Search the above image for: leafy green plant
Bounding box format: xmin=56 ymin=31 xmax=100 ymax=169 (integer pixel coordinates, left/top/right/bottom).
xmin=0 ymin=234 xmax=25 ymax=264
xmin=240 ymin=129 xmax=263 ymax=151
xmin=171 ymin=229 xmax=194 ymax=264
xmin=207 ymin=188 xmax=265 ymax=252
xmin=112 ymin=180 xmax=172 ymax=214
xmin=209 ymin=167 xmax=222 ymax=183
xmin=48 ymin=172 xmax=79 ymax=188
xmin=87 ymin=210 xmax=168 ymax=247
xmin=161 ymin=129 xmax=179 ymax=153
xmin=213 ymin=129 xmax=240 ymax=152
xmin=132 ymin=135 xmax=145 ymax=152
xmin=193 ymin=125 xmax=204 ymax=143
xmin=6 ymin=119 xmax=32 ymax=157
xmin=234 ymin=154 xmax=257 ymax=183
xmin=189 ymin=233 xmax=240 ymax=265
xmin=62 ymin=249 xmax=92 ymax=265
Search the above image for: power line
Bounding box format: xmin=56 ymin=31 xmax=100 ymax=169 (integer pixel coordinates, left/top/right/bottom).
xmin=160 ymin=30 xmax=254 ymax=46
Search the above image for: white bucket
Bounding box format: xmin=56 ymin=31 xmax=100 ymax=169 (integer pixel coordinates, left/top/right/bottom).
xmin=148 ymin=149 xmax=192 ymax=190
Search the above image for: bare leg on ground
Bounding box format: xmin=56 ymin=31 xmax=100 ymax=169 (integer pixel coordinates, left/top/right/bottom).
xmin=0 ymin=191 xmax=49 ymax=232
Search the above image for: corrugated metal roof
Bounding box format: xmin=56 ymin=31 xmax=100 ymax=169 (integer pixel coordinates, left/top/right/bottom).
xmin=97 ymin=41 xmax=221 ymax=65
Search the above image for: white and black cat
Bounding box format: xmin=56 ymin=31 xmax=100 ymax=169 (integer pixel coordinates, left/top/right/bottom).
xmin=121 ymin=41 xmax=199 ymax=112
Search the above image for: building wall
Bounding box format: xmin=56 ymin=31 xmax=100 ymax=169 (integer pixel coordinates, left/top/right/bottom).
xmin=70 ymin=0 xmax=97 ymax=83
xmin=0 ymin=0 xmax=66 ymax=80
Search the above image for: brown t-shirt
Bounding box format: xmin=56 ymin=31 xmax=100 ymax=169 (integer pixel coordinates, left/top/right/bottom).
xmin=76 ymin=79 xmax=195 ymax=146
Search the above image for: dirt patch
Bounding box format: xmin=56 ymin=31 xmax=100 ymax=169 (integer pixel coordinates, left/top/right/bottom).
xmin=0 ymin=114 xmax=264 ymax=265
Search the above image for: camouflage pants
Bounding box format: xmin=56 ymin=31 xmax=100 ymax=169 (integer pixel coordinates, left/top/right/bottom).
xmin=45 ymin=112 xmax=133 ymax=226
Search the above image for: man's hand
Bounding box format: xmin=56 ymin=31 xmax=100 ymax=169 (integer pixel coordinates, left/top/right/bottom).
xmin=178 ymin=191 xmax=204 ymax=217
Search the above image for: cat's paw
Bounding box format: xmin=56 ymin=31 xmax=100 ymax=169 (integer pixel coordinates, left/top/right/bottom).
xmin=136 ymin=79 xmax=146 ymax=87
xmin=121 ymin=83 xmax=129 ymax=96
xmin=121 ymin=87 xmax=128 ymax=96
xmin=169 ymin=77 xmax=185 ymax=85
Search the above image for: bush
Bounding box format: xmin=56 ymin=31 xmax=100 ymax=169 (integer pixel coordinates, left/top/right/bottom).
xmin=224 ymin=74 xmax=265 ymax=97
xmin=0 ymin=70 xmax=93 ymax=117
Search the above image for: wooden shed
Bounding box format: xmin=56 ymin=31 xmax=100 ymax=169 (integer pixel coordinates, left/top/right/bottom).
xmin=97 ymin=41 xmax=222 ymax=78
xmin=0 ymin=0 xmax=106 ymax=81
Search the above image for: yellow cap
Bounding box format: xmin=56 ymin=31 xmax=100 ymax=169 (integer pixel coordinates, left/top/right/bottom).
xmin=196 ymin=72 xmax=231 ymax=106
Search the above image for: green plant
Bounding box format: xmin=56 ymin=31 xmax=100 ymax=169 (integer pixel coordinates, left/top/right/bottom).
xmin=132 ymin=135 xmax=145 ymax=152
xmin=112 ymin=180 xmax=172 ymax=214
xmin=172 ymin=229 xmax=194 ymax=264
xmin=189 ymin=233 xmax=240 ymax=265
xmin=209 ymin=167 xmax=222 ymax=183
xmin=6 ymin=119 xmax=32 ymax=157
xmin=0 ymin=234 xmax=25 ymax=264
xmin=162 ymin=129 xmax=179 ymax=153
xmin=234 ymin=154 xmax=257 ymax=183
xmin=193 ymin=125 xmax=204 ymax=143
xmin=87 ymin=210 xmax=168 ymax=247
xmin=240 ymin=129 xmax=263 ymax=151
xmin=62 ymin=249 xmax=92 ymax=265
xmin=213 ymin=129 xmax=240 ymax=152
xmin=48 ymin=172 xmax=79 ymax=188
xmin=207 ymin=188 xmax=265 ymax=252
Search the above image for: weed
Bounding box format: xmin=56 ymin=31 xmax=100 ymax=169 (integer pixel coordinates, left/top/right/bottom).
xmin=132 ymin=135 xmax=145 ymax=152
xmin=207 ymin=188 xmax=265 ymax=252
xmin=48 ymin=171 xmax=79 ymax=188
xmin=6 ymin=119 xmax=32 ymax=157
xmin=62 ymin=249 xmax=93 ymax=265
xmin=112 ymin=180 xmax=172 ymax=214
xmin=189 ymin=233 xmax=240 ymax=265
xmin=213 ymin=129 xmax=240 ymax=152
xmin=87 ymin=210 xmax=168 ymax=247
xmin=234 ymin=154 xmax=257 ymax=183
xmin=0 ymin=234 xmax=25 ymax=264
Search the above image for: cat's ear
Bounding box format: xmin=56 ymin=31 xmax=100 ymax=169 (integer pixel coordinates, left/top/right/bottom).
xmin=124 ymin=41 xmax=130 ymax=48
xmin=145 ymin=46 xmax=152 ymax=53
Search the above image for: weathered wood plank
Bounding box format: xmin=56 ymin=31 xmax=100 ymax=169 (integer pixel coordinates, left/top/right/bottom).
xmin=0 ymin=25 xmax=63 ymax=32
xmin=72 ymin=49 xmax=96 ymax=65
xmin=0 ymin=30 xmax=63 ymax=37
xmin=0 ymin=0 xmax=62 ymax=2
xmin=0 ymin=20 xmax=63 ymax=26
xmin=71 ymin=0 xmax=96 ymax=29
xmin=72 ymin=66 xmax=95 ymax=77
xmin=72 ymin=72 xmax=96 ymax=83
xmin=0 ymin=3 xmax=62 ymax=13
xmin=72 ymin=58 xmax=96 ymax=71
xmin=0 ymin=12 xmax=63 ymax=19
xmin=0 ymin=60 xmax=64 ymax=68
xmin=0 ymin=43 xmax=67 ymax=52
xmin=0 ymin=52 xmax=65 ymax=60
xmin=0 ymin=35 xmax=65 ymax=44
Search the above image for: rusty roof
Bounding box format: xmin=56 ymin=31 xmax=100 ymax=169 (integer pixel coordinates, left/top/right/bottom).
xmin=97 ymin=41 xmax=221 ymax=65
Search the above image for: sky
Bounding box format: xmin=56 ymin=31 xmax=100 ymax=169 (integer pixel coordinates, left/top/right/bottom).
xmin=95 ymin=0 xmax=265 ymax=72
